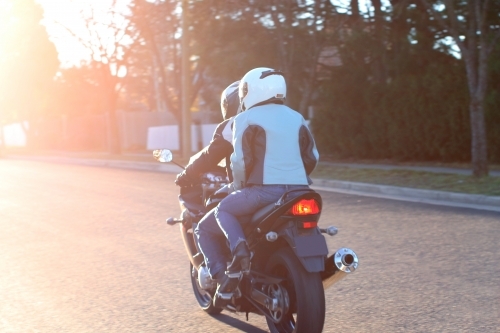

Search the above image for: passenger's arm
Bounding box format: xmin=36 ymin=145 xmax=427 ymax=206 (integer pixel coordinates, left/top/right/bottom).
xmin=230 ymin=114 xmax=249 ymax=190
xmin=299 ymin=119 xmax=319 ymax=176
xmin=175 ymin=121 xmax=233 ymax=186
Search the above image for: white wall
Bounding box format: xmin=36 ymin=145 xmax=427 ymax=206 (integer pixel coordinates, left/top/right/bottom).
xmin=147 ymin=124 xmax=218 ymax=152
xmin=2 ymin=122 xmax=27 ymax=146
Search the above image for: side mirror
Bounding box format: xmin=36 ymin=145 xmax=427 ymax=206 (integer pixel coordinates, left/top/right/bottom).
xmin=153 ymin=149 xmax=173 ymax=163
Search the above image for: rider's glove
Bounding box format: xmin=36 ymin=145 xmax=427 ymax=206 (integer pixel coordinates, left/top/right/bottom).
xmin=174 ymin=171 xmax=194 ymax=187
xmin=210 ymin=183 xmax=234 ymax=202
xmin=214 ymin=183 xmax=235 ymax=196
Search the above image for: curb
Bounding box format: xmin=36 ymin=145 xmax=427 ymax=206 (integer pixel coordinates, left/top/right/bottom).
xmin=6 ymin=155 xmax=183 ymax=173
xmin=6 ymin=155 xmax=500 ymax=213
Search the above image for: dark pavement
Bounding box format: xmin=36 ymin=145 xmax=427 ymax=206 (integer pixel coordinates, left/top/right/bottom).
xmin=1 ymin=160 xmax=499 ymax=332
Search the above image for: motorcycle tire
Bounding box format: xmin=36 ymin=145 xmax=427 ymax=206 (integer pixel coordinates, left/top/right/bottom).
xmin=189 ymin=263 xmax=223 ymax=315
xmin=264 ymin=247 xmax=325 ymax=333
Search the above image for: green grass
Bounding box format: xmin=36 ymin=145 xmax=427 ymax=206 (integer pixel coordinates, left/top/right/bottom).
xmin=312 ymin=165 xmax=500 ymax=196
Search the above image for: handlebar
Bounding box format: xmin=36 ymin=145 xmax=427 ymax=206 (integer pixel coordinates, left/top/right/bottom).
xmin=166 ymin=217 xmax=183 ymax=226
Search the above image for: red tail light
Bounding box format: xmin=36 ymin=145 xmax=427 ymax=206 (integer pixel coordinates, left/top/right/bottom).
xmin=301 ymin=221 xmax=318 ymax=229
xmin=289 ymin=199 xmax=320 ymax=216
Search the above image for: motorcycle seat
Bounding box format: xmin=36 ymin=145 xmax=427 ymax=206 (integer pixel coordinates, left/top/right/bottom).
xmin=244 ymin=189 xmax=316 ymax=236
xmin=243 ymin=202 xmax=278 ymax=235
xmin=248 ymin=188 xmax=313 ymax=224
xmin=250 ymin=202 xmax=278 ymax=225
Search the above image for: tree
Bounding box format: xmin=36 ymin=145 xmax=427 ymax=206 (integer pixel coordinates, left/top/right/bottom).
xmin=261 ymin=0 xmax=343 ymax=115
xmin=52 ymin=65 xmax=111 ymax=117
xmin=53 ymin=0 xmax=136 ymax=153
xmin=420 ymin=0 xmax=500 ymax=177
xmin=124 ymin=0 xmax=500 ymax=166
xmin=129 ymin=0 xmax=182 ymax=119
xmin=130 ymin=0 xmax=210 ymax=121
xmin=310 ymin=0 xmax=478 ymax=163
xmin=0 ymin=0 xmax=59 ymax=148
xmin=130 ymin=0 xmax=347 ymax=121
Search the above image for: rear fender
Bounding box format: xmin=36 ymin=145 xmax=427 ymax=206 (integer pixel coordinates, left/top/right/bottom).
xmin=277 ymin=224 xmax=328 ymax=273
xmin=247 ymin=191 xmax=327 ymax=273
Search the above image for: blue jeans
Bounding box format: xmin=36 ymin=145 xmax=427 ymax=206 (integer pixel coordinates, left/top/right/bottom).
xmin=194 ymin=184 xmax=308 ymax=279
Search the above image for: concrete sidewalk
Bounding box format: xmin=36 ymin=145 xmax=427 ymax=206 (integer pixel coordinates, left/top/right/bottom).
xmin=5 ymin=153 xmax=500 ymax=213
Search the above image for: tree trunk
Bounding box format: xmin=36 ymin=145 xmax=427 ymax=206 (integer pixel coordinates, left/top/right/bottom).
xmin=107 ymin=102 xmax=121 ymax=155
xmin=298 ymin=83 xmax=313 ymax=116
xmin=371 ymin=0 xmax=386 ymax=84
xmin=98 ymin=63 xmax=122 ymax=154
xmin=461 ymin=12 xmax=490 ymax=177
xmin=0 ymin=123 xmax=5 ymax=155
xmin=269 ymin=1 xmax=292 ymax=76
xmin=469 ymin=94 xmax=489 ymax=177
xmin=351 ymin=0 xmax=360 ymax=19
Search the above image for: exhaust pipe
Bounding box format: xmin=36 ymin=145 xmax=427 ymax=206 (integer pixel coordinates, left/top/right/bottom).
xmin=321 ymin=248 xmax=359 ymax=290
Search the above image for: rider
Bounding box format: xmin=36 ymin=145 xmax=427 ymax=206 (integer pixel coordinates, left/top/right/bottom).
xmin=174 ymin=81 xmax=240 ymax=290
xmin=174 ymin=81 xmax=240 ymax=187
xmin=195 ymin=67 xmax=319 ymax=299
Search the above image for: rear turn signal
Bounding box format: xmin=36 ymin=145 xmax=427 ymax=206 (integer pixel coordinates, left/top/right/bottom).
xmin=290 ymin=199 xmax=320 ymax=216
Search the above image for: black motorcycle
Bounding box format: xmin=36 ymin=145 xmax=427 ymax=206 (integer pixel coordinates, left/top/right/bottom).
xmin=154 ymin=149 xmax=359 ymax=333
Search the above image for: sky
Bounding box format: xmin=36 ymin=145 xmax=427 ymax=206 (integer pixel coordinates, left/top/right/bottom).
xmin=37 ymin=0 xmax=103 ymax=67
xmin=37 ymin=0 xmax=130 ymax=67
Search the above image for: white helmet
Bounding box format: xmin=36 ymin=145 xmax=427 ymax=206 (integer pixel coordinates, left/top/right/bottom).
xmin=239 ymin=67 xmax=286 ymax=111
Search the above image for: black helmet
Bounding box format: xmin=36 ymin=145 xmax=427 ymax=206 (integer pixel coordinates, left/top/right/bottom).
xmin=220 ymin=80 xmax=241 ymax=120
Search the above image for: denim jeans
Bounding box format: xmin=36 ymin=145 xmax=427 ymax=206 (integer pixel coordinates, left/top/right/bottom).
xmin=194 ymin=184 xmax=308 ymax=279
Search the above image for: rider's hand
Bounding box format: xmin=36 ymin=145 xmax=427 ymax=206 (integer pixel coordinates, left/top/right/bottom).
xmin=214 ymin=183 xmax=235 ymax=196
xmin=174 ymin=172 xmax=193 ymax=187
xmin=210 ymin=183 xmax=232 ymax=202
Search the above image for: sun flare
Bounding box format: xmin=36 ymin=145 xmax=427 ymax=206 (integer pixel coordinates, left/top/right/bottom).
xmin=34 ymin=0 xmax=130 ymax=66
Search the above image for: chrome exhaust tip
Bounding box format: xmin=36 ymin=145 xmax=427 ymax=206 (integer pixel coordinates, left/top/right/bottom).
xmin=322 ymin=248 xmax=359 ymax=290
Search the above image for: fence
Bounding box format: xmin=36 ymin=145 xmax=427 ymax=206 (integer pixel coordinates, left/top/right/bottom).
xmin=117 ymin=111 xmax=178 ymax=150
xmin=2 ymin=111 xmax=180 ymax=152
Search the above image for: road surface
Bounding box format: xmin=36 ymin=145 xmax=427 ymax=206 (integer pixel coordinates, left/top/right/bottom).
xmin=1 ymin=160 xmax=499 ymax=332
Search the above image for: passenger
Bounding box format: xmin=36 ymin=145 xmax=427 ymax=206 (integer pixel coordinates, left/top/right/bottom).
xmin=175 ymin=81 xmax=240 ymax=285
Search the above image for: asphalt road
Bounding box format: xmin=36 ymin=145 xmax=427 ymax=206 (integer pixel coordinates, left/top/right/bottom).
xmin=1 ymin=160 xmax=499 ymax=333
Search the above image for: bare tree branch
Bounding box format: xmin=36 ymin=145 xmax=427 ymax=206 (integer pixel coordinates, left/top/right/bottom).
xmin=392 ymin=0 xmax=411 ymax=20
xmin=444 ymin=0 xmax=470 ymax=56
xmin=50 ymin=19 xmax=93 ymax=50
xmin=419 ymin=0 xmax=467 ymax=56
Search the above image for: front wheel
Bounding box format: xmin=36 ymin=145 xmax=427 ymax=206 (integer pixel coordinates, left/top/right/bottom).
xmin=264 ymin=248 xmax=325 ymax=333
xmin=189 ymin=263 xmax=223 ymax=315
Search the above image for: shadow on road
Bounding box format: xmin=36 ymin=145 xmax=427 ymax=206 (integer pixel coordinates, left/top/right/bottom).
xmin=212 ymin=313 xmax=268 ymax=333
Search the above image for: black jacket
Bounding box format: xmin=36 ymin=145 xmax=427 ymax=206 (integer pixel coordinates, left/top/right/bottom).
xmin=182 ymin=118 xmax=234 ymax=182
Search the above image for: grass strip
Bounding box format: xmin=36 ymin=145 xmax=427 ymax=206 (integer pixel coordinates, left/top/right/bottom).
xmin=312 ymin=165 xmax=500 ymax=196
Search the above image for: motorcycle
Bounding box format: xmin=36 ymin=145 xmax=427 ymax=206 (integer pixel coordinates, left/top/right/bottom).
xmin=154 ymin=149 xmax=359 ymax=333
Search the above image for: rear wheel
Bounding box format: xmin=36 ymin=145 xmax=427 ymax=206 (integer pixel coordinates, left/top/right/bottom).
xmin=264 ymin=248 xmax=325 ymax=333
xmin=189 ymin=263 xmax=223 ymax=315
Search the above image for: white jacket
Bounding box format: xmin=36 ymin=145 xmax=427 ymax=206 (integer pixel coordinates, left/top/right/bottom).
xmin=230 ymin=103 xmax=319 ymax=190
